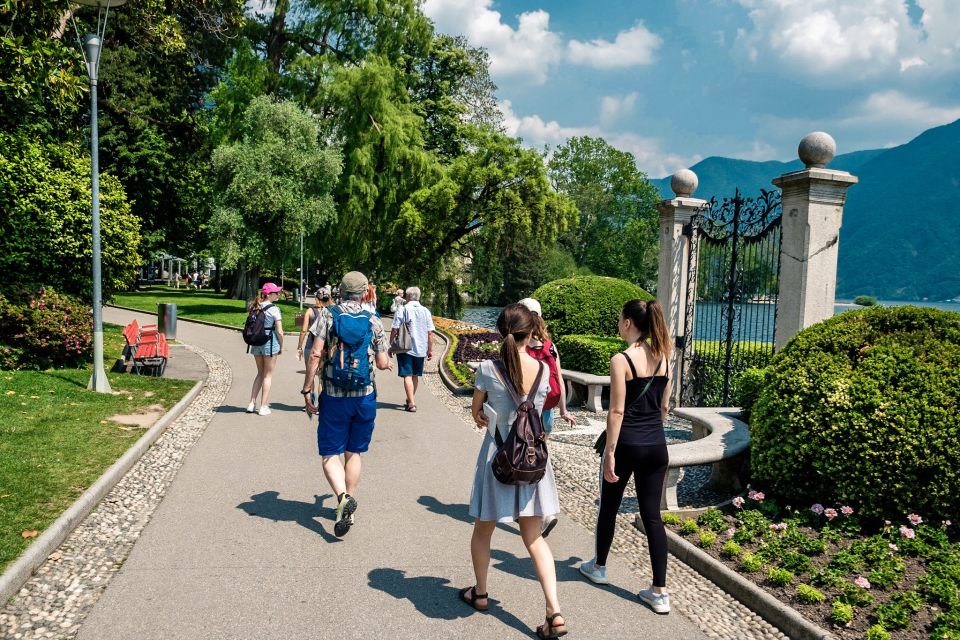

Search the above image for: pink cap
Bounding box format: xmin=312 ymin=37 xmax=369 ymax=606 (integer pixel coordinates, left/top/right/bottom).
xmin=261 ymin=282 xmax=282 ymax=295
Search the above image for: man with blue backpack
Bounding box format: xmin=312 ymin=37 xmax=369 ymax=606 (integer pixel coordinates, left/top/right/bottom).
xmin=301 ymin=271 xmax=392 ymax=537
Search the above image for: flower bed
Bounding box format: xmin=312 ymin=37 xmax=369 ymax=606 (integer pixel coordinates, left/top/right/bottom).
xmin=433 ymin=317 xmax=496 ymax=389
xmin=452 ymin=332 xmax=502 ymax=364
xmin=665 ymin=492 xmax=960 ymax=639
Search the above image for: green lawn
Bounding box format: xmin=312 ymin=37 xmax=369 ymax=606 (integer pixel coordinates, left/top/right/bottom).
xmin=0 ymin=323 xmax=195 ymax=572
xmin=112 ymin=286 xmax=304 ymax=332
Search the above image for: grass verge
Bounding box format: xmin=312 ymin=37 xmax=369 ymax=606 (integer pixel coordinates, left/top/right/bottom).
xmin=112 ymin=285 xmax=304 ymax=333
xmin=0 ymin=323 xmax=195 ymax=572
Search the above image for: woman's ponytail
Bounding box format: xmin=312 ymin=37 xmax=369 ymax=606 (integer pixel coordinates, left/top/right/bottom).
xmin=646 ymin=300 xmax=672 ymax=362
xmin=496 ymin=303 xmax=536 ymax=393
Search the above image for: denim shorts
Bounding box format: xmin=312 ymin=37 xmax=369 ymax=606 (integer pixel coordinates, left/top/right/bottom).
xmin=542 ymin=408 xmax=555 ymax=435
xmin=317 ymin=392 xmax=377 ymax=456
xmin=396 ymin=352 xmax=425 ymax=377
xmin=249 ymin=333 xmax=281 ymax=356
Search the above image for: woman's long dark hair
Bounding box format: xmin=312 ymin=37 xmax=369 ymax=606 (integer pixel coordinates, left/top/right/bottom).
xmin=496 ymin=303 xmax=536 ymax=393
xmin=621 ymin=299 xmax=672 ymax=361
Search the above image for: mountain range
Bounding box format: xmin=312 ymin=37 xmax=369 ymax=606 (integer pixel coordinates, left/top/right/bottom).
xmin=652 ymin=118 xmax=960 ymax=301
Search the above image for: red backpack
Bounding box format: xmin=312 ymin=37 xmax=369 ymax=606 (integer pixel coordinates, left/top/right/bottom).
xmin=526 ymin=339 xmax=561 ymax=410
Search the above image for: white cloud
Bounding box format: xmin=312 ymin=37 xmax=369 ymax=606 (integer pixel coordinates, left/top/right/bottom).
xmin=843 ymin=91 xmax=960 ymax=129
xmin=499 ymin=100 xmax=696 ymax=177
xmin=422 ymin=0 xmax=563 ymax=84
xmin=733 ymin=0 xmax=960 ymax=79
xmin=599 ymin=93 xmax=638 ymax=126
xmin=567 ymin=22 xmax=662 ymax=69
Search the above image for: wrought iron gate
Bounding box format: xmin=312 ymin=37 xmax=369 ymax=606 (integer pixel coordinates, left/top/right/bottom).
xmin=680 ymin=189 xmax=783 ymax=406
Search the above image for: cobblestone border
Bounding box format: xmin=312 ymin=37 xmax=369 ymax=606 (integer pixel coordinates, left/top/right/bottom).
xmin=0 ymin=345 xmax=230 ymax=640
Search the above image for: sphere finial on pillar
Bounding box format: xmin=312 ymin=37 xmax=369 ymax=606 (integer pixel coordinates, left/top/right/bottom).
xmin=670 ymin=168 xmax=698 ymax=197
xmin=798 ymin=132 xmax=836 ymax=168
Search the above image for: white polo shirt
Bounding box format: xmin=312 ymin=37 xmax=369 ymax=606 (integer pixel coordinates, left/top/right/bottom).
xmin=392 ymin=301 xmax=435 ymax=358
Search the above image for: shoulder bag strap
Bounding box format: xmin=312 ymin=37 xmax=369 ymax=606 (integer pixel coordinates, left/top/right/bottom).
xmin=526 ymin=362 xmax=545 ymax=403
xmin=620 ymin=350 xmax=638 ymax=379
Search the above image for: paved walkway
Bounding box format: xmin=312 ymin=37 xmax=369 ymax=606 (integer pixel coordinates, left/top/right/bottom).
xmin=77 ymin=307 xmax=707 ymax=639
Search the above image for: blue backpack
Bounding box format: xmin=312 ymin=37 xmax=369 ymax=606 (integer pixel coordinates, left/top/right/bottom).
xmin=327 ymin=306 xmax=374 ymax=390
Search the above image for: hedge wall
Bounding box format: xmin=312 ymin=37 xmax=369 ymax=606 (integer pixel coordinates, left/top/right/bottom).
xmin=555 ymin=334 xmax=627 ymax=376
xmin=750 ymin=306 xmax=960 ymax=521
xmin=532 ymin=276 xmax=652 ymax=339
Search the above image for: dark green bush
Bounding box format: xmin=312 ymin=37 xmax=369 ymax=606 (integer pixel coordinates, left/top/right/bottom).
xmin=555 ymin=334 xmax=626 ymax=376
xmin=854 ymin=295 xmax=878 ymax=307
xmin=750 ymin=306 xmax=960 ymax=522
xmin=734 ymin=366 xmax=769 ymax=419
xmin=532 ymin=275 xmax=652 ymax=339
xmin=0 ymin=288 xmax=92 ymax=369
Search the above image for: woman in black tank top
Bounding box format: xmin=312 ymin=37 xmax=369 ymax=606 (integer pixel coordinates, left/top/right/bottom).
xmin=578 ymin=299 xmax=674 ymax=614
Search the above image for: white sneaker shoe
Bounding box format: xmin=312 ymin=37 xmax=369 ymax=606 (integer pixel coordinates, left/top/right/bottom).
xmin=637 ymin=587 xmax=671 ymax=614
xmin=579 ymin=559 xmax=609 ymax=584
xmin=246 ymin=402 xmax=256 ymax=413
xmin=257 ymin=405 xmax=272 ymax=416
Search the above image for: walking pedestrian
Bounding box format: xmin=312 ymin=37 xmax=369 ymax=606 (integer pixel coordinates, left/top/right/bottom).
xmin=389 ymin=288 xmax=405 ymax=314
xmin=579 ymin=299 xmax=673 ymax=615
xmin=460 ymin=303 xmax=567 ymax=639
xmin=390 ymin=286 xmax=434 ymax=412
xmin=361 ymin=282 xmax=379 ymax=316
xmin=301 ymin=271 xmax=392 ymax=537
xmin=247 ymin=282 xmax=284 ymax=416
xmin=517 ymin=297 xmax=576 ymax=538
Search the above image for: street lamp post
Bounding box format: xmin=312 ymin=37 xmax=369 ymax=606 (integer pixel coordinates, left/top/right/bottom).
xmin=74 ymin=0 xmax=128 ymax=393
xmin=299 ymin=234 xmax=304 ymax=310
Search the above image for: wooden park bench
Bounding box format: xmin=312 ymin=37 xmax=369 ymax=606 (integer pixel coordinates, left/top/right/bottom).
xmin=561 ymin=369 xmax=610 ymax=412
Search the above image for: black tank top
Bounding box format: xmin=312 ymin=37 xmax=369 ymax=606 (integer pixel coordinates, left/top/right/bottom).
xmin=618 ymin=351 xmax=668 ymax=447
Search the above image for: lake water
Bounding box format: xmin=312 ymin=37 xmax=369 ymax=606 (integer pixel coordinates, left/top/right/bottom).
xmin=456 ymin=300 xmax=960 ymax=336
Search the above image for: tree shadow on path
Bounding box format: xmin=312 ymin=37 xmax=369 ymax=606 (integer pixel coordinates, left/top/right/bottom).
xmin=236 ymin=491 xmax=339 ymax=543
xmin=367 ymin=568 xmax=530 ymax=636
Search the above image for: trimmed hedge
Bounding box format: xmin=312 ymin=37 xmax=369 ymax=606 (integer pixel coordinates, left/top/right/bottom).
xmin=0 ymin=288 xmax=92 ymax=370
xmin=750 ymin=306 xmax=960 ymax=522
xmin=532 ymin=276 xmax=652 ymax=339
xmin=556 ymin=334 xmax=627 ymax=376
xmin=687 ymin=341 xmax=775 ymax=407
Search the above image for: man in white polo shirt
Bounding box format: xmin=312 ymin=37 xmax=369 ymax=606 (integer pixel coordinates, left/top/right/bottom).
xmin=390 ymin=286 xmax=434 ymax=412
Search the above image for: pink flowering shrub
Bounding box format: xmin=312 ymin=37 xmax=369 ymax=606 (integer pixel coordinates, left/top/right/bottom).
xmin=0 ymin=288 xmax=92 ymax=369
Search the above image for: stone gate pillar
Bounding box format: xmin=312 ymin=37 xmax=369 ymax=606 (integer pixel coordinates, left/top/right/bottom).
xmin=656 ymin=169 xmax=707 ymax=406
xmin=773 ymin=132 xmax=858 ymax=349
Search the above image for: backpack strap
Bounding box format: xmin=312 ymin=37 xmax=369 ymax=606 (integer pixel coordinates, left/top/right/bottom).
xmin=620 ymin=350 xmax=639 ymax=379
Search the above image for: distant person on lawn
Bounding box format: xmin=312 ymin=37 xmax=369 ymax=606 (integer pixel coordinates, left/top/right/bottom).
xmin=247 ymin=282 xmax=284 ymax=416
xmin=301 ymin=271 xmax=392 ymax=537
xmin=390 ymin=286 xmax=435 ymax=412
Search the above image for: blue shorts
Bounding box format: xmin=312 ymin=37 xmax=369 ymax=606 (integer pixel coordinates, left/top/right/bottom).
xmin=542 ymin=408 xmax=555 ymax=435
xmin=396 ymin=353 xmax=425 ymax=377
xmin=317 ymin=392 xmax=377 ymax=456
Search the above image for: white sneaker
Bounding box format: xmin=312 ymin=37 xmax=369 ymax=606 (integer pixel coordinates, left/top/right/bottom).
xmin=258 ymin=405 xmax=272 ymax=416
xmin=579 ymin=559 xmax=609 ymax=585
xmin=246 ymin=402 xmax=256 ymax=413
xmin=637 ymin=587 xmax=671 ymax=614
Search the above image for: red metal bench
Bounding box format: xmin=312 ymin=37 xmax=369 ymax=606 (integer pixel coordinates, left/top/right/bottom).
xmin=121 ymin=320 xmax=165 ymax=375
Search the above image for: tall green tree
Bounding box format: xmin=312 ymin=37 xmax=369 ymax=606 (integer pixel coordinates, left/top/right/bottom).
xmin=548 ymin=136 xmax=660 ymax=289
xmin=210 ymin=96 xmax=342 ymax=299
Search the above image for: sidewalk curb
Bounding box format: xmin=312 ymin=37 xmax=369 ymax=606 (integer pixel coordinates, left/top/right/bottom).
xmin=433 ymin=329 xmax=473 ymax=396
xmin=653 ymin=522 xmax=837 ymax=640
xmin=108 ymin=304 xmax=242 ymax=332
xmin=0 ymin=374 xmax=207 ymax=605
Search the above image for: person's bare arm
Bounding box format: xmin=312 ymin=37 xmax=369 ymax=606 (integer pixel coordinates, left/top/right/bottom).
xmin=471 ymin=389 xmax=489 ymax=429
xmin=302 ymin=337 xmax=325 ymax=414
xmin=554 ymin=352 xmax=575 ymax=425
xmin=661 ymin=358 xmax=673 ymax=422
xmin=375 ymin=351 xmax=393 ymax=371
xmin=604 ymin=354 xmax=628 ymax=483
xmin=297 ymin=308 xmax=314 ymax=359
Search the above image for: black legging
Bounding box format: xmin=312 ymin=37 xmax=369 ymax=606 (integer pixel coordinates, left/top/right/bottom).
xmin=595 ymin=443 xmax=669 ymax=587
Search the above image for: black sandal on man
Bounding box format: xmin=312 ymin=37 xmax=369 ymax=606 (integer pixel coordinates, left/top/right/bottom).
xmin=536 ymin=613 xmax=568 ymax=638
xmin=458 ymin=586 xmax=488 ymax=612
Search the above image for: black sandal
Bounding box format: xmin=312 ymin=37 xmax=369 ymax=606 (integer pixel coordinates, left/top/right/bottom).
xmin=536 ymin=613 xmax=568 ymax=639
xmin=458 ymin=586 xmax=488 ymax=612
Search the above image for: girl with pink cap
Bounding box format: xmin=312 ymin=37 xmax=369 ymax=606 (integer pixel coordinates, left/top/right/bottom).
xmin=247 ymin=282 xmax=284 ymax=415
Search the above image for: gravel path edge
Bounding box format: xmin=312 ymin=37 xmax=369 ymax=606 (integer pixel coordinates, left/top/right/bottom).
xmin=0 ymin=376 xmax=206 ymax=606
xmin=652 ymin=519 xmax=838 ymax=640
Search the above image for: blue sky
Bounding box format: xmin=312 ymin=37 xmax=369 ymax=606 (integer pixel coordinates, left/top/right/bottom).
xmin=422 ymin=0 xmax=960 ymax=177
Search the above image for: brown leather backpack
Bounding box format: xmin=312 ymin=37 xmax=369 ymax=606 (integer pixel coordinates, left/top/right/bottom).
xmin=491 ymin=360 xmax=549 ymax=485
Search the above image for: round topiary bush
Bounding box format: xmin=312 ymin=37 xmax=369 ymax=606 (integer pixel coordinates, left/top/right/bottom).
xmin=532 ymin=276 xmax=652 ymax=339
xmin=750 ymin=306 xmax=960 ymax=522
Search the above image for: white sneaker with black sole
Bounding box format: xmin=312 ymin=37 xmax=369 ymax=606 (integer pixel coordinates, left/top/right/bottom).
xmin=637 ymin=587 xmax=671 ymax=614
xmin=246 ymin=402 xmax=256 ymax=413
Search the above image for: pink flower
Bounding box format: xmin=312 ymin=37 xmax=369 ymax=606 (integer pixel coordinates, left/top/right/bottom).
xmin=811 ymin=503 xmax=825 ymax=515
xmin=943 ymin=520 xmax=952 ymax=527
xmin=824 ymin=508 xmax=838 ymax=520
xmin=732 ymin=496 xmax=745 ymax=509
xmin=725 ymin=528 xmax=736 ymax=538
xmin=748 ymin=490 xmax=765 ymax=501
xmin=854 ymin=577 xmax=871 ymax=590
xmin=889 ymin=543 xmax=899 ymax=552
xmin=841 ymin=506 xmax=854 ymax=516
xmin=899 ymin=526 xmax=915 ymax=539
xmin=884 ymin=520 xmax=892 ymax=526
xmin=908 ymin=514 xmax=923 ymax=525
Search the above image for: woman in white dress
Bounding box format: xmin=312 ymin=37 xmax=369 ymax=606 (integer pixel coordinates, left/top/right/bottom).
xmin=459 ymin=303 xmax=567 ymax=639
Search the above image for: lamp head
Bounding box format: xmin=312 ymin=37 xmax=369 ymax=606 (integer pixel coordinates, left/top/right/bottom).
xmin=82 ymin=34 xmax=101 ymax=83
